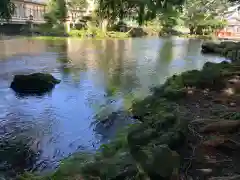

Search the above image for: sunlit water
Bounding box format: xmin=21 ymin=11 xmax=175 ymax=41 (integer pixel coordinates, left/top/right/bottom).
xmin=0 ymin=37 xmax=227 ymax=171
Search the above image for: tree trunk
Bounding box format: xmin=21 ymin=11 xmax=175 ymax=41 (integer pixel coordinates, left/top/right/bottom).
xmin=101 ymin=19 xmax=109 ymax=32
xmin=196 ymin=26 xmax=203 ymax=35
xmin=189 ymin=26 xmax=194 ymax=35
xmin=72 ymin=21 xmax=76 ymax=29
xmin=64 ymin=21 xmax=71 ymax=33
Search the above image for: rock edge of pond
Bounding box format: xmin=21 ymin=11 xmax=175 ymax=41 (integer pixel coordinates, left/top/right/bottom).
xmin=202 ymin=40 xmax=240 ymax=63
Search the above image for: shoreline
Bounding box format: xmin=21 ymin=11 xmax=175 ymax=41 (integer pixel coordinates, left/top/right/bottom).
xmin=18 ymin=44 xmax=240 ymax=179
xmin=29 ymin=34 xmax=215 ymax=41
xmin=0 ymin=32 xmax=215 ymax=41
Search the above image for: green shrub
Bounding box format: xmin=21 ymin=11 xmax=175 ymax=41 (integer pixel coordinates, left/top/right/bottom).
xmin=68 ymin=29 xmax=129 ymax=38
xmin=33 ymin=24 xmax=66 ymax=36
xmin=68 ymin=29 xmax=86 ymax=37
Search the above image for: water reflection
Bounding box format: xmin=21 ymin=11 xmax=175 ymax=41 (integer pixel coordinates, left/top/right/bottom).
xmin=0 ymin=37 xmax=227 ymax=171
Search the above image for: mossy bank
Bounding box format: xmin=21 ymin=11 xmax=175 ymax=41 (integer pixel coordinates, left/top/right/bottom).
xmin=16 ymin=56 xmax=240 ymax=180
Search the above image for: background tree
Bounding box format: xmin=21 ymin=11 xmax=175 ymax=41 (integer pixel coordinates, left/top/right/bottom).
xmin=0 ymin=0 xmax=15 ymax=20
xmin=181 ymin=0 xmax=231 ymax=35
xmin=95 ymin=0 xmax=133 ymax=31
xmin=67 ymin=0 xmax=88 ymax=29
xmin=94 ymin=0 xmax=186 ymax=31
xmin=44 ymin=0 xmax=67 ymax=26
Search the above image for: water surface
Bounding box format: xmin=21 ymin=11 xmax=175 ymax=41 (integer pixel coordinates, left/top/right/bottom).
xmin=0 ymin=37 xmax=227 ymax=171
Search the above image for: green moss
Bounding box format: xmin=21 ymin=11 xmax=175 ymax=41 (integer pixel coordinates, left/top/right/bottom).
xmin=49 ymin=153 xmax=94 ymax=180
xmin=81 ymin=151 xmax=138 ymax=180
xmin=155 ymin=61 xmax=231 ymax=94
xmin=135 ymin=145 xmax=180 ymax=179
xmin=68 ymin=30 xmax=87 ymax=38
xmin=0 ymin=137 xmax=40 ymax=179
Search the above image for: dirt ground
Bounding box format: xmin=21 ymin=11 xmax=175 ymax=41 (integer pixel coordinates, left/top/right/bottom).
xmin=179 ymin=72 xmax=240 ymax=180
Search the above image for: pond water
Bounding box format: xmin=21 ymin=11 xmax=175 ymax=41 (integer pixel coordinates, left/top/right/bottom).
xmin=0 ymin=37 xmax=227 ymax=172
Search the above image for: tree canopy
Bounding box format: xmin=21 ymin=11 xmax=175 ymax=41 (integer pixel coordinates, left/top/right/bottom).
xmin=96 ymin=0 xmax=185 ymax=28
xmin=44 ymin=0 xmax=67 ymax=25
xmin=67 ymin=0 xmax=88 ymax=28
xmin=0 ymin=0 xmax=15 ymax=20
xmin=94 ymin=0 xmax=234 ymax=33
xmin=181 ymin=0 xmax=231 ymax=34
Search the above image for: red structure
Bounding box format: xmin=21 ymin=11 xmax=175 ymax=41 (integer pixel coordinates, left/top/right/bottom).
xmin=215 ymin=30 xmax=233 ymax=37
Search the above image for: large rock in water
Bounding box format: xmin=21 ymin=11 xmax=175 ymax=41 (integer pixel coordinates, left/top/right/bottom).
xmin=10 ymin=73 xmax=60 ymax=94
xmin=201 ymin=42 xmax=221 ymax=54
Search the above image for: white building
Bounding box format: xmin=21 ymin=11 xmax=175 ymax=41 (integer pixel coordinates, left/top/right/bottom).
xmin=223 ymin=5 xmax=240 ymax=33
xmin=6 ymin=0 xmax=47 ymax=24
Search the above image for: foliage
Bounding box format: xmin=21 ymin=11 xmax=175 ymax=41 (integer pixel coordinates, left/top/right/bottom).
xmin=33 ymin=24 xmax=66 ymax=36
xmin=50 ymin=153 xmax=94 ymax=180
xmin=95 ymin=0 xmax=185 ymax=30
xmin=181 ymin=0 xmax=231 ymax=34
xmin=0 ymin=0 xmax=15 ymax=20
xmin=68 ymin=29 xmax=87 ymax=37
xmin=67 ymin=0 xmax=88 ymax=28
xmin=44 ymin=0 xmax=67 ymax=30
xmin=36 ymin=0 xmax=67 ymax=36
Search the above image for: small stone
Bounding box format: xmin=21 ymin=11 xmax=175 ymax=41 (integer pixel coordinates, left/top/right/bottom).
xmin=196 ymin=168 xmax=212 ymax=174
xmin=203 ymin=103 xmax=209 ymax=108
xmin=203 ymin=89 xmax=209 ymax=94
xmin=224 ymin=88 xmax=235 ymax=96
xmin=230 ymin=102 xmax=236 ymax=107
xmin=188 ymin=90 xmax=194 ymax=94
xmin=228 ymin=78 xmax=239 ymax=84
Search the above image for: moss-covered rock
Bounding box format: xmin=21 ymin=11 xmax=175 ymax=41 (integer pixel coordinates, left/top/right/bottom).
xmin=127 ymin=115 xmax=187 ymax=153
xmin=136 ymin=145 xmax=180 ymax=179
xmin=201 ymin=42 xmax=221 ymax=54
xmin=162 ymin=61 xmax=231 ymax=91
xmin=49 ymin=127 xmax=136 ymax=180
xmin=81 ymin=151 xmax=138 ymax=180
xmin=10 ymin=73 xmax=60 ymax=95
xmin=202 ymin=41 xmax=240 ymax=63
xmin=0 ymin=137 xmax=39 ymax=178
xmin=127 ymin=112 xmax=185 ymax=178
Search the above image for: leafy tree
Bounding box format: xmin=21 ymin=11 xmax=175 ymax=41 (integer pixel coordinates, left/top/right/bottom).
xmin=181 ymin=0 xmax=231 ymax=34
xmin=95 ymin=0 xmax=131 ymax=31
xmin=44 ymin=0 xmax=67 ymax=25
xmin=95 ymin=0 xmax=185 ymax=31
xmin=67 ymin=0 xmax=88 ymax=28
xmin=0 ymin=0 xmax=15 ymax=20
